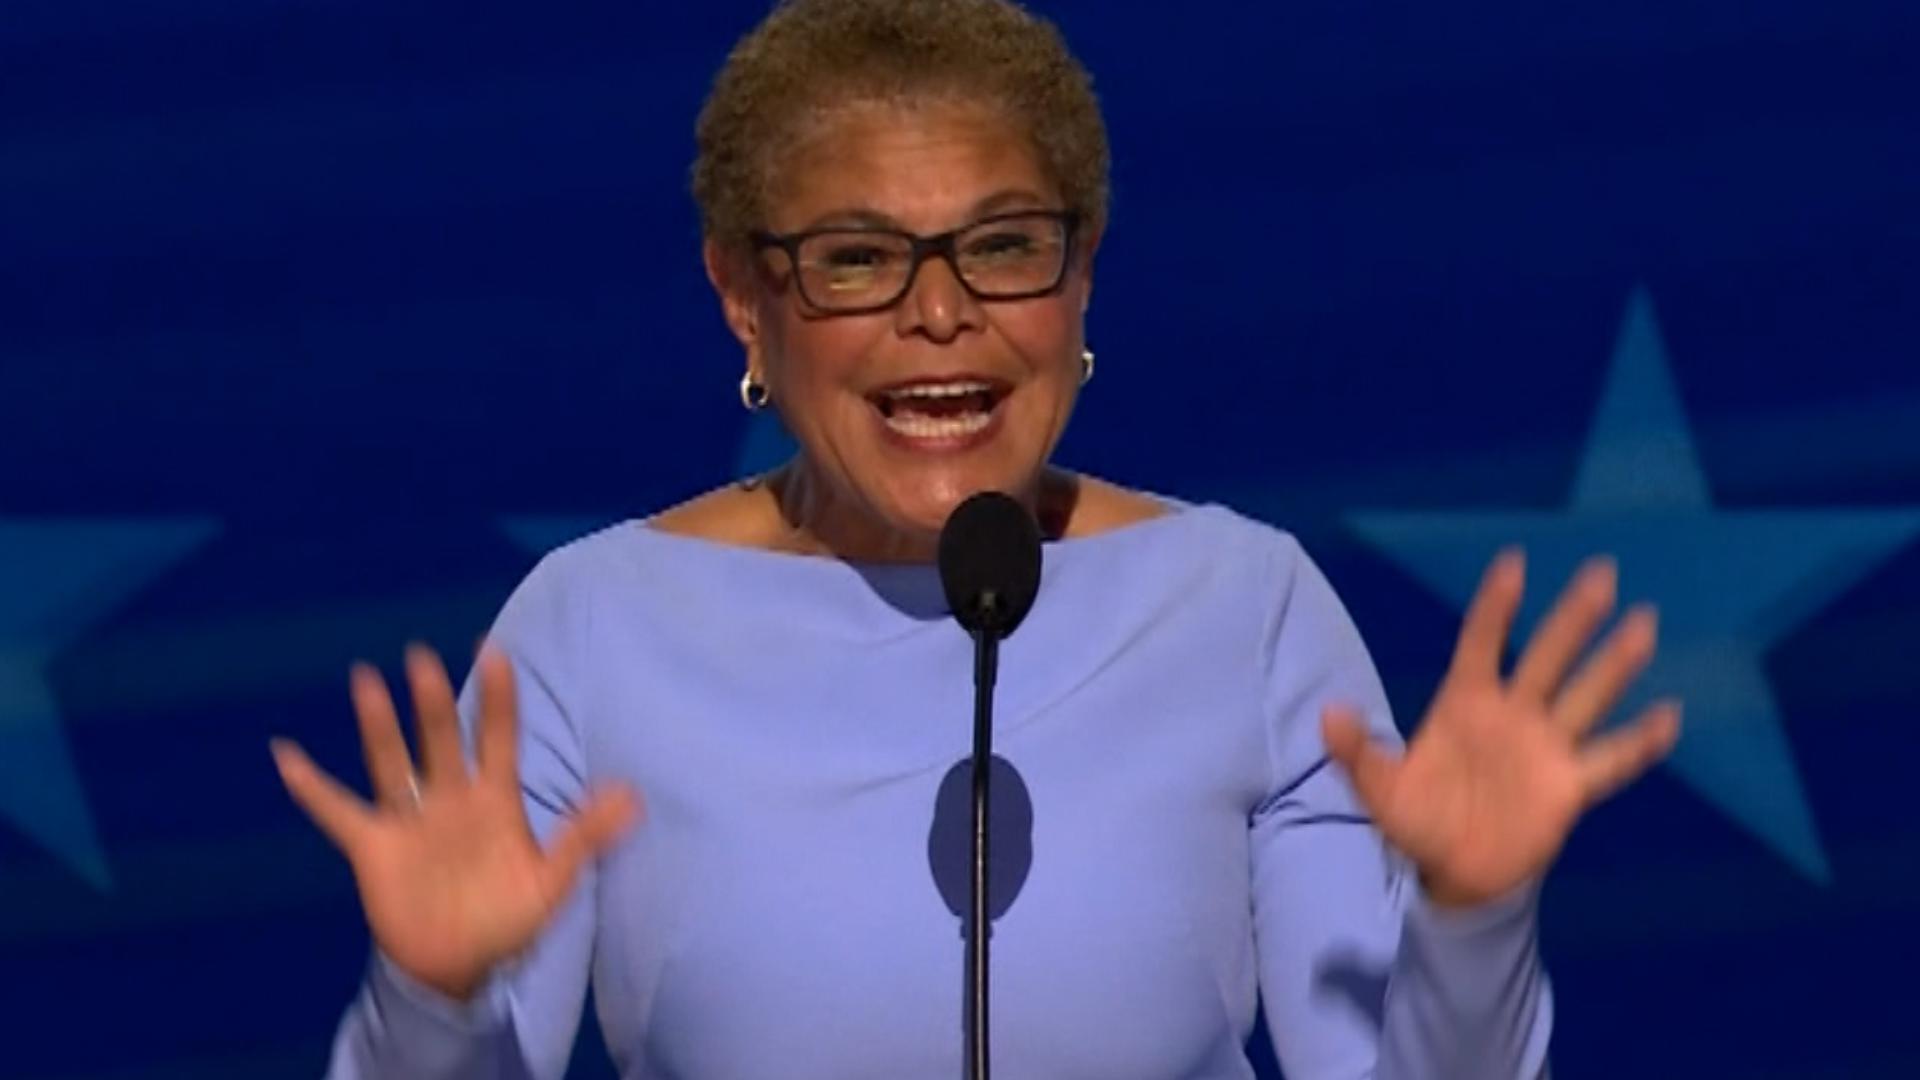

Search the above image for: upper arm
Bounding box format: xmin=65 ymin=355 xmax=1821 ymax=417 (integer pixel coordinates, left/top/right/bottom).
xmin=1248 ymin=535 xmax=1415 ymax=1078
xmin=454 ymin=552 xmax=599 ymax=1079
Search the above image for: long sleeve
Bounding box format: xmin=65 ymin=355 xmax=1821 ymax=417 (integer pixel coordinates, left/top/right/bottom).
xmin=325 ymin=552 xmax=600 ymax=1080
xmin=1249 ymin=535 xmax=1553 ymax=1079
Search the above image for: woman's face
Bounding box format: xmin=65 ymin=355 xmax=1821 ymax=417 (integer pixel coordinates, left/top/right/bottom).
xmin=711 ymin=99 xmax=1095 ymax=543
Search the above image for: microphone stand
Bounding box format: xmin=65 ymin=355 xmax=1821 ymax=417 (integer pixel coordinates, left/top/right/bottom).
xmin=966 ymin=592 xmax=1002 ymax=1080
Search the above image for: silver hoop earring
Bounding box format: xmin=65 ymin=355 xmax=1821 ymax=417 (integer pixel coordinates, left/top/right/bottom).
xmin=739 ymin=371 xmax=771 ymax=411
xmin=1080 ymin=348 xmax=1096 ymax=386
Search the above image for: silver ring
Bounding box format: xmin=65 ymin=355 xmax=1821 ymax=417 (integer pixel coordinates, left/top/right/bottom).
xmin=406 ymin=774 xmax=423 ymax=811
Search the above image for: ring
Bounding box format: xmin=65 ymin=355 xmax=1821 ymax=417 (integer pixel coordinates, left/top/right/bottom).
xmin=406 ymin=774 xmax=423 ymax=811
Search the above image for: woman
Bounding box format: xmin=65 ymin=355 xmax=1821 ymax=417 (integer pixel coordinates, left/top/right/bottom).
xmin=272 ymin=1 xmax=1680 ymax=1076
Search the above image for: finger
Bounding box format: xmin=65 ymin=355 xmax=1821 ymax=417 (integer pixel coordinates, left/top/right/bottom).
xmin=349 ymin=662 xmax=418 ymax=810
xmin=1449 ymin=548 xmax=1525 ymax=684
xmin=271 ymin=737 xmax=374 ymax=853
xmin=1579 ymin=700 xmax=1682 ymax=806
xmin=1320 ymin=705 xmax=1405 ymax=818
xmin=1551 ymin=604 xmax=1659 ymax=734
xmin=475 ymin=645 xmax=520 ymax=789
xmin=536 ymin=786 xmax=643 ymax=908
xmin=406 ymin=643 xmax=468 ymax=787
xmin=1510 ymin=556 xmax=1616 ymax=704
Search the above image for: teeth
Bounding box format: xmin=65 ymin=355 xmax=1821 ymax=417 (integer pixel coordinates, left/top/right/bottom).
xmin=884 ymin=410 xmax=993 ymax=439
xmin=884 ymin=381 xmax=994 ymax=401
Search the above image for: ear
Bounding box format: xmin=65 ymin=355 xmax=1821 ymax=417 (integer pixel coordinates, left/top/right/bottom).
xmin=704 ymin=237 xmax=761 ymax=352
xmin=1073 ymin=227 xmax=1101 ymax=314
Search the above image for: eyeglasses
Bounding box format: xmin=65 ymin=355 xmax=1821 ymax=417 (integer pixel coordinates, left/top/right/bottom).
xmin=750 ymin=209 xmax=1080 ymax=315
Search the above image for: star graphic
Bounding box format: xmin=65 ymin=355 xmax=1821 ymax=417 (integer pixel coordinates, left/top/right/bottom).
xmin=498 ymin=414 xmax=798 ymax=556
xmin=0 ymin=518 xmax=219 ymax=890
xmin=1344 ymin=288 xmax=1920 ymax=884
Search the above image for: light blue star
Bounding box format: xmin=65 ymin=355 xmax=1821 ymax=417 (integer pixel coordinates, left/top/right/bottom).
xmin=1345 ymin=288 xmax=1920 ymax=884
xmin=0 ymin=518 xmax=219 ymax=889
xmin=498 ymin=414 xmax=797 ymax=556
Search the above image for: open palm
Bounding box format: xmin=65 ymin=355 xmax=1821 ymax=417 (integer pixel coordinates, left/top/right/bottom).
xmin=1323 ymin=550 xmax=1681 ymax=908
xmin=271 ymin=645 xmax=639 ymax=1000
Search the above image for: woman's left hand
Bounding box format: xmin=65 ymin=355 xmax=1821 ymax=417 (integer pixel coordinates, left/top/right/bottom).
xmin=1322 ymin=549 xmax=1682 ymax=909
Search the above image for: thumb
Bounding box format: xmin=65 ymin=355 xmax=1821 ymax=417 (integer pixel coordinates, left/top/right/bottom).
xmin=537 ymin=785 xmax=644 ymax=908
xmin=1320 ymin=705 xmax=1402 ymax=815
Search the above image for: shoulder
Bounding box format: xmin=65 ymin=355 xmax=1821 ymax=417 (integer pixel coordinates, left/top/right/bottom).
xmin=518 ymin=479 xmax=780 ymax=587
xmin=1051 ymin=476 xmax=1324 ymax=637
xmin=643 ymin=479 xmax=783 ymax=549
xmin=504 ymin=482 xmax=811 ymax=627
xmin=1053 ymin=472 xmax=1174 ymax=538
xmin=1069 ymin=472 xmax=1307 ymax=571
xmin=1061 ymin=470 xmax=1287 ymax=536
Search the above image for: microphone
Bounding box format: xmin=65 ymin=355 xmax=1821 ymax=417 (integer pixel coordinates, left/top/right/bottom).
xmin=939 ymin=491 xmax=1042 ymax=640
xmin=937 ymin=491 xmax=1042 ymax=1080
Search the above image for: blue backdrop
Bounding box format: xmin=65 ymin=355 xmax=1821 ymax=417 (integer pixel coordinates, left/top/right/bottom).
xmin=3 ymin=1 xmax=1916 ymax=1076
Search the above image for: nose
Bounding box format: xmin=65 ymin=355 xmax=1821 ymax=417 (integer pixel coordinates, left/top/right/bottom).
xmin=893 ymin=252 xmax=985 ymax=342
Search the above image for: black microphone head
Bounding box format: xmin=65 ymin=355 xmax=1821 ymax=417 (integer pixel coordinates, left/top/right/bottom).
xmin=937 ymin=491 xmax=1042 ymax=638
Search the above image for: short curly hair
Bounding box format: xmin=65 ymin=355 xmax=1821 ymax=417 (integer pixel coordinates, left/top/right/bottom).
xmin=691 ymin=0 xmax=1110 ymax=247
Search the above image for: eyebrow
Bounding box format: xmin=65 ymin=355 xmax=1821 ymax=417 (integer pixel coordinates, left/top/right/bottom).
xmin=794 ymin=188 xmax=1054 ymax=232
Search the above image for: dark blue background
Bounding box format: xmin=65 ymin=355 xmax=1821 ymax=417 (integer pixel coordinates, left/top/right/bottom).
xmin=3 ymin=1 xmax=1915 ymax=1076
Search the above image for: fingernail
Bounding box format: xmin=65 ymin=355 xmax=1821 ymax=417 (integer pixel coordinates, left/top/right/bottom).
xmin=1588 ymin=557 xmax=1619 ymax=594
xmin=1627 ymin=606 xmax=1660 ymax=645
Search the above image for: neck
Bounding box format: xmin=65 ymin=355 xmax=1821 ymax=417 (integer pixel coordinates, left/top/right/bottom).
xmin=761 ymin=458 xmax=1074 ymax=564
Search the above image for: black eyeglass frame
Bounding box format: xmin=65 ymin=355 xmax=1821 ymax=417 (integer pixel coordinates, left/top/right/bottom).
xmin=748 ymin=209 xmax=1082 ymax=315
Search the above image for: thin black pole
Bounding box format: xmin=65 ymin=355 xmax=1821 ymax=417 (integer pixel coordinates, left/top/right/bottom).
xmin=967 ymin=618 xmax=999 ymax=1080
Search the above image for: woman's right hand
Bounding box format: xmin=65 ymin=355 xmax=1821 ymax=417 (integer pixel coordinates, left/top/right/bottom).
xmin=271 ymin=644 xmax=641 ymax=1001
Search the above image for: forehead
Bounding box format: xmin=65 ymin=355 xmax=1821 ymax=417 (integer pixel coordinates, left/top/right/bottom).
xmin=766 ymin=99 xmax=1059 ymax=232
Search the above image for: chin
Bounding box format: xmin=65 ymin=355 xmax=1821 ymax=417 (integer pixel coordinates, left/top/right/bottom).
xmin=881 ymin=484 xmax=972 ymax=537
xmin=876 ymin=462 xmax=1032 ymax=536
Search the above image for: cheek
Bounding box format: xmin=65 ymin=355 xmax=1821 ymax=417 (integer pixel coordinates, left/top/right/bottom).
xmin=764 ymin=315 xmax=883 ymax=397
xmin=760 ymin=316 xmax=893 ymax=461
xmin=997 ymin=305 xmax=1084 ymax=390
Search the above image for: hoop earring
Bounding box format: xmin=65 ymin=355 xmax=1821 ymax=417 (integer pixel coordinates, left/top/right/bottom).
xmin=1080 ymin=348 xmax=1096 ymax=386
xmin=739 ymin=371 xmax=771 ymax=412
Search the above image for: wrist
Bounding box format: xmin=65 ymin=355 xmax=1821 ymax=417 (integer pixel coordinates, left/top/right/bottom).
xmin=380 ymin=950 xmax=493 ymax=1005
xmin=1418 ymin=870 xmax=1521 ymax=912
xmin=422 ymin=973 xmax=486 ymax=1004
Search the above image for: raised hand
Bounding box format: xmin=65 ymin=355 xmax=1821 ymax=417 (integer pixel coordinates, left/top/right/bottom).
xmin=270 ymin=644 xmax=640 ymax=1000
xmin=1322 ymin=550 xmax=1681 ymax=909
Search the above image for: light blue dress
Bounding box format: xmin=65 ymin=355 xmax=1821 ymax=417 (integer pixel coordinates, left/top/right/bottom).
xmin=326 ymin=502 xmax=1552 ymax=1078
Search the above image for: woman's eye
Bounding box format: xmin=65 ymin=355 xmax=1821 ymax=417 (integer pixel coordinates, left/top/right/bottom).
xmin=819 ymin=245 xmax=894 ymax=269
xmin=966 ymin=233 xmax=1037 ymax=258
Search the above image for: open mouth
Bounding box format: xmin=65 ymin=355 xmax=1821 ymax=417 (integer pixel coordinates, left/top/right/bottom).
xmin=866 ymin=378 xmax=1010 ymax=440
